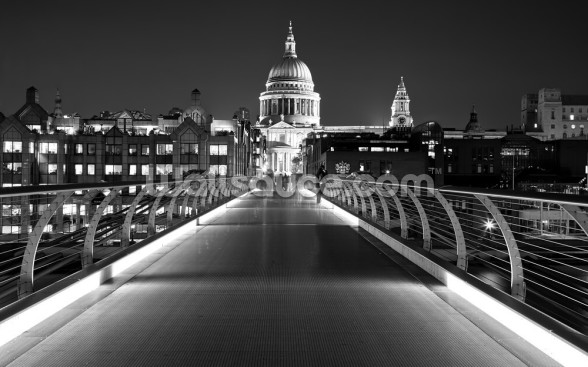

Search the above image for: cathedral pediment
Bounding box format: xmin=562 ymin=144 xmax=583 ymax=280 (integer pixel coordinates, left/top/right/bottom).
xmin=268 ymin=121 xmax=294 ymax=129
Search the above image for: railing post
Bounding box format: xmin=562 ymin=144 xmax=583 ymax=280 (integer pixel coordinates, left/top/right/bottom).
xmin=374 ymin=191 xmax=391 ymax=230
xmin=121 ymin=185 xmax=151 ymax=248
xmin=83 ymin=188 xmax=120 ymax=267
xmin=18 ymin=191 xmax=74 ymax=298
xmin=148 ymin=185 xmax=172 ymax=236
xmin=560 ymin=204 xmax=588 ymax=237
xmin=474 ymin=194 xmax=525 ymax=301
xmin=404 ymin=186 xmax=431 ymax=251
xmin=434 ymin=190 xmax=467 ymax=270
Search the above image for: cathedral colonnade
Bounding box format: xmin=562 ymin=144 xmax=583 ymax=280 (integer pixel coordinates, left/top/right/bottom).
xmin=260 ymin=98 xmax=319 ymax=118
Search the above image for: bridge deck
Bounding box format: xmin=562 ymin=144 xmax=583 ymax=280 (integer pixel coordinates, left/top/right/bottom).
xmin=0 ymin=193 xmax=559 ymax=366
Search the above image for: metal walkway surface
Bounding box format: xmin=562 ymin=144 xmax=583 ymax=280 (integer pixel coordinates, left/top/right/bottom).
xmin=0 ymin=193 xmax=560 ymax=366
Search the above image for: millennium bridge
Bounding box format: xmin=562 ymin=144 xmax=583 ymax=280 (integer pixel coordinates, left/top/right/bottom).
xmin=0 ymin=175 xmax=587 ymax=366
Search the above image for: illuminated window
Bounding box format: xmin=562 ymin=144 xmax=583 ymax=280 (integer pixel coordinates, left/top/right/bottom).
xmin=40 ymin=142 xmax=58 ymax=154
xmin=141 ymin=145 xmax=150 ymax=156
xmin=210 ymin=144 xmax=227 ymax=155
xmin=75 ymin=144 xmax=83 ymax=154
xmin=105 ymin=165 xmax=122 ymax=175
xmin=129 ymin=164 xmax=137 ymax=175
xmin=141 ymin=164 xmax=150 ymax=176
xmin=180 ymin=143 xmax=198 ymax=154
xmin=128 ymin=144 xmax=137 ymax=156
xmin=570 ymin=115 xmax=575 ymax=121
xmin=358 ymin=147 xmax=368 ymax=152
xmin=88 ymin=164 xmax=95 ymax=175
xmin=75 ymin=164 xmax=83 ymax=175
xmin=156 ymin=144 xmax=173 ymax=155
xmin=371 ymin=147 xmax=384 ymax=152
xmin=3 ymin=141 xmax=22 ymax=153
xmin=209 ymin=165 xmax=227 ymax=175
xmin=572 ymin=124 xmax=576 ymax=129
xmin=156 ymin=164 xmax=173 ymax=175
xmin=48 ymin=164 xmax=58 ymax=174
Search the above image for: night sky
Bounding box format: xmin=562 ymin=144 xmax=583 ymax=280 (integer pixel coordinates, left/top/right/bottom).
xmin=1 ymin=0 xmax=587 ymax=130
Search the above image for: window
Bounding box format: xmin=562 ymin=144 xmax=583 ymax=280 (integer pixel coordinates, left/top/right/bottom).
xmin=48 ymin=164 xmax=58 ymax=174
xmin=156 ymin=164 xmax=173 ymax=175
xmin=87 ymin=144 xmax=96 ymax=155
xmin=156 ymin=144 xmax=173 ymax=155
xmin=210 ymin=144 xmax=227 ymax=156
xmin=572 ymin=124 xmax=576 ymax=129
xmin=128 ymin=144 xmax=137 ymax=156
xmin=64 ymin=144 xmax=68 ymax=155
xmin=180 ymin=143 xmax=198 ymax=154
xmin=75 ymin=144 xmax=83 ymax=155
xmin=209 ymin=165 xmax=227 ymax=176
xmin=141 ymin=164 xmax=150 ymax=176
xmin=477 ymin=163 xmax=482 ymax=173
xmin=129 ymin=164 xmax=137 ymax=175
xmin=3 ymin=141 xmax=22 ymax=153
xmin=551 ymin=111 xmax=555 ymax=119
xmin=447 ymin=164 xmax=452 ymax=173
xmin=106 ymin=143 xmax=121 ymax=155
xmin=386 ymin=147 xmax=398 ymax=152
xmin=3 ymin=162 xmax=22 ymax=173
xmin=75 ymin=164 xmax=83 ymax=175
xmin=141 ymin=145 xmax=150 ymax=156
xmin=88 ymin=164 xmax=95 ymax=175
xmin=551 ymin=124 xmax=555 ymax=129
xmin=489 ymin=164 xmax=494 ymax=173
xmin=105 ymin=165 xmax=122 ymax=175
xmin=571 ymin=115 xmax=575 ymax=121
xmin=404 ymin=148 xmax=409 ymax=152
xmin=371 ymin=147 xmax=384 ymax=152
xmin=40 ymin=142 xmax=58 ymax=154
xmin=358 ymin=147 xmax=368 ymax=152
xmin=129 ymin=186 xmax=136 ymax=195
xmin=359 ymin=161 xmax=365 ymax=172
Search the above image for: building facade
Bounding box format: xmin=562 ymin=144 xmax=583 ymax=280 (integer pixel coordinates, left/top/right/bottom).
xmin=254 ymin=22 xmax=322 ymax=176
xmin=389 ymin=76 xmax=413 ymax=129
xmin=1 ymin=87 xmax=254 ymax=188
xmin=523 ymin=88 xmax=588 ymax=140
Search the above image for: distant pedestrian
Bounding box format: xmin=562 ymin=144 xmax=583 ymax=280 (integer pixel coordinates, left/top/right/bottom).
xmin=316 ymin=164 xmax=327 ymax=203
xmin=283 ymin=172 xmax=290 ymax=191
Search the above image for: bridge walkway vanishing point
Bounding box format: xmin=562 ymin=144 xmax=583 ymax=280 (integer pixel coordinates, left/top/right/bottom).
xmin=0 ymin=192 xmax=561 ymax=366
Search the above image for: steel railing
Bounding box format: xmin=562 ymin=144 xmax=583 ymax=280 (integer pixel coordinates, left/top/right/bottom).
xmin=0 ymin=175 xmax=251 ymax=308
xmin=323 ymin=175 xmax=588 ymax=335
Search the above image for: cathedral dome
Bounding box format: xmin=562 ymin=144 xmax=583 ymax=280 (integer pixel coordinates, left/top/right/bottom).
xmin=268 ymin=57 xmax=313 ymax=83
xmin=265 ymin=21 xmax=314 ymax=86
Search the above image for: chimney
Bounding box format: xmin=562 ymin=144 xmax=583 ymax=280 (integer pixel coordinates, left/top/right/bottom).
xmin=26 ymin=86 xmax=39 ymax=104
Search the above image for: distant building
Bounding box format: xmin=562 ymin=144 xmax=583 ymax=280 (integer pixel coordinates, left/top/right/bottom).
xmin=523 ymin=88 xmax=588 ymax=140
xmin=254 ymin=22 xmax=322 ymax=175
xmin=0 ymin=87 xmax=254 ymax=188
xmin=389 ymin=76 xmax=413 ymax=129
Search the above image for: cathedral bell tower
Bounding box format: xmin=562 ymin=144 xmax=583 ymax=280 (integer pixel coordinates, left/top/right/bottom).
xmin=389 ymin=76 xmax=413 ymax=128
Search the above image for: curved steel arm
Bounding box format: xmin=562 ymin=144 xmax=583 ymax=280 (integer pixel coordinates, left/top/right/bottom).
xmin=18 ymin=191 xmax=74 ymax=298
xmin=433 ymin=190 xmax=467 ymax=270
xmin=560 ymin=204 xmax=588 ymax=237
xmin=148 ymin=185 xmax=172 ymax=236
xmin=121 ymin=186 xmax=150 ymax=247
xmin=83 ymin=188 xmax=120 ymax=267
xmin=474 ymin=194 xmax=525 ymax=300
xmin=405 ymin=187 xmax=431 ymax=250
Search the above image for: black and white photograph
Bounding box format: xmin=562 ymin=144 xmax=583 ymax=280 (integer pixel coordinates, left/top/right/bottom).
xmin=0 ymin=1 xmax=587 ymax=366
